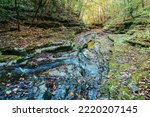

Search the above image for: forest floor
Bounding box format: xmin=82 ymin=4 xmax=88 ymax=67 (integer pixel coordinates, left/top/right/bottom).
xmin=100 ymin=34 xmax=150 ymax=100
xmin=0 ymin=23 xmax=74 ymax=49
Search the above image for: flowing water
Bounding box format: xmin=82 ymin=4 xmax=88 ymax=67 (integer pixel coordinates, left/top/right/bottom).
xmin=0 ymin=31 xmax=112 ymax=100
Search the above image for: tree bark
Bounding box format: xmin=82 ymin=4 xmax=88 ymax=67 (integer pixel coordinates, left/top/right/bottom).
xmin=32 ymin=0 xmax=43 ymax=23
xmin=141 ymin=0 xmax=144 ymax=8
xmin=15 ymin=0 xmax=20 ymax=31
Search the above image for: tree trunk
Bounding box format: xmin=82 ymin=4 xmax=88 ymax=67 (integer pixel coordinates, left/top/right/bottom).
xmin=15 ymin=0 xmax=20 ymax=31
xmin=32 ymin=0 xmax=43 ymax=23
xmin=141 ymin=0 xmax=145 ymax=8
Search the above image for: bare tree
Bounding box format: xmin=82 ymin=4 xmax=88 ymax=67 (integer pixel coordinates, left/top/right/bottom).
xmin=15 ymin=0 xmax=20 ymax=31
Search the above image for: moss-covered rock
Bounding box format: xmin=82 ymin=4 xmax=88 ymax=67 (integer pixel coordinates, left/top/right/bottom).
xmin=0 ymin=55 xmax=21 ymax=62
xmin=126 ymin=28 xmax=150 ymax=47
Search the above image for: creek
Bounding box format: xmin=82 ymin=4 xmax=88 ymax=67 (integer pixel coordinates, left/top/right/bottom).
xmin=0 ymin=31 xmax=112 ymax=100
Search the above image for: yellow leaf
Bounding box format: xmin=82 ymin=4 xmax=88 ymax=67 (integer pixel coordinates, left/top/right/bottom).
xmin=87 ymin=40 xmax=95 ymax=49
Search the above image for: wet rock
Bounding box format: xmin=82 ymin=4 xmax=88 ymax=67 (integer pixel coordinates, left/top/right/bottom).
xmin=35 ymin=83 xmax=47 ymax=100
xmin=12 ymin=88 xmax=18 ymax=92
xmin=128 ymin=83 xmax=139 ymax=94
xmin=88 ymin=89 xmax=97 ymax=100
xmin=5 ymin=90 xmax=12 ymax=95
xmin=51 ymin=85 xmax=67 ymax=100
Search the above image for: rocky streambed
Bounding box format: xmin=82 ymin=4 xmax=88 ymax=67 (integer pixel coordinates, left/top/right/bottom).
xmin=0 ymin=31 xmax=112 ymax=100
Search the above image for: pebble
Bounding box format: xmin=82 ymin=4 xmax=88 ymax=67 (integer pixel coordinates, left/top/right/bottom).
xmin=128 ymin=83 xmax=139 ymax=94
xmin=88 ymin=90 xmax=97 ymax=100
xmin=13 ymin=88 xmax=18 ymax=92
xmin=6 ymin=90 xmax=12 ymax=95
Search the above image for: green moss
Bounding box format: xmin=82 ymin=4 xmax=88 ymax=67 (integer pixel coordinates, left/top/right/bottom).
xmin=100 ymin=34 xmax=149 ymax=99
xmin=108 ymin=34 xmax=129 ymax=45
xmin=126 ymin=29 xmax=150 ymax=47
xmin=117 ymin=87 xmax=132 ymax=100
xmin=134 ymin=17 xmax=150 ymax=25
xmin=0 ymin=55 xmax=22 ymax=62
